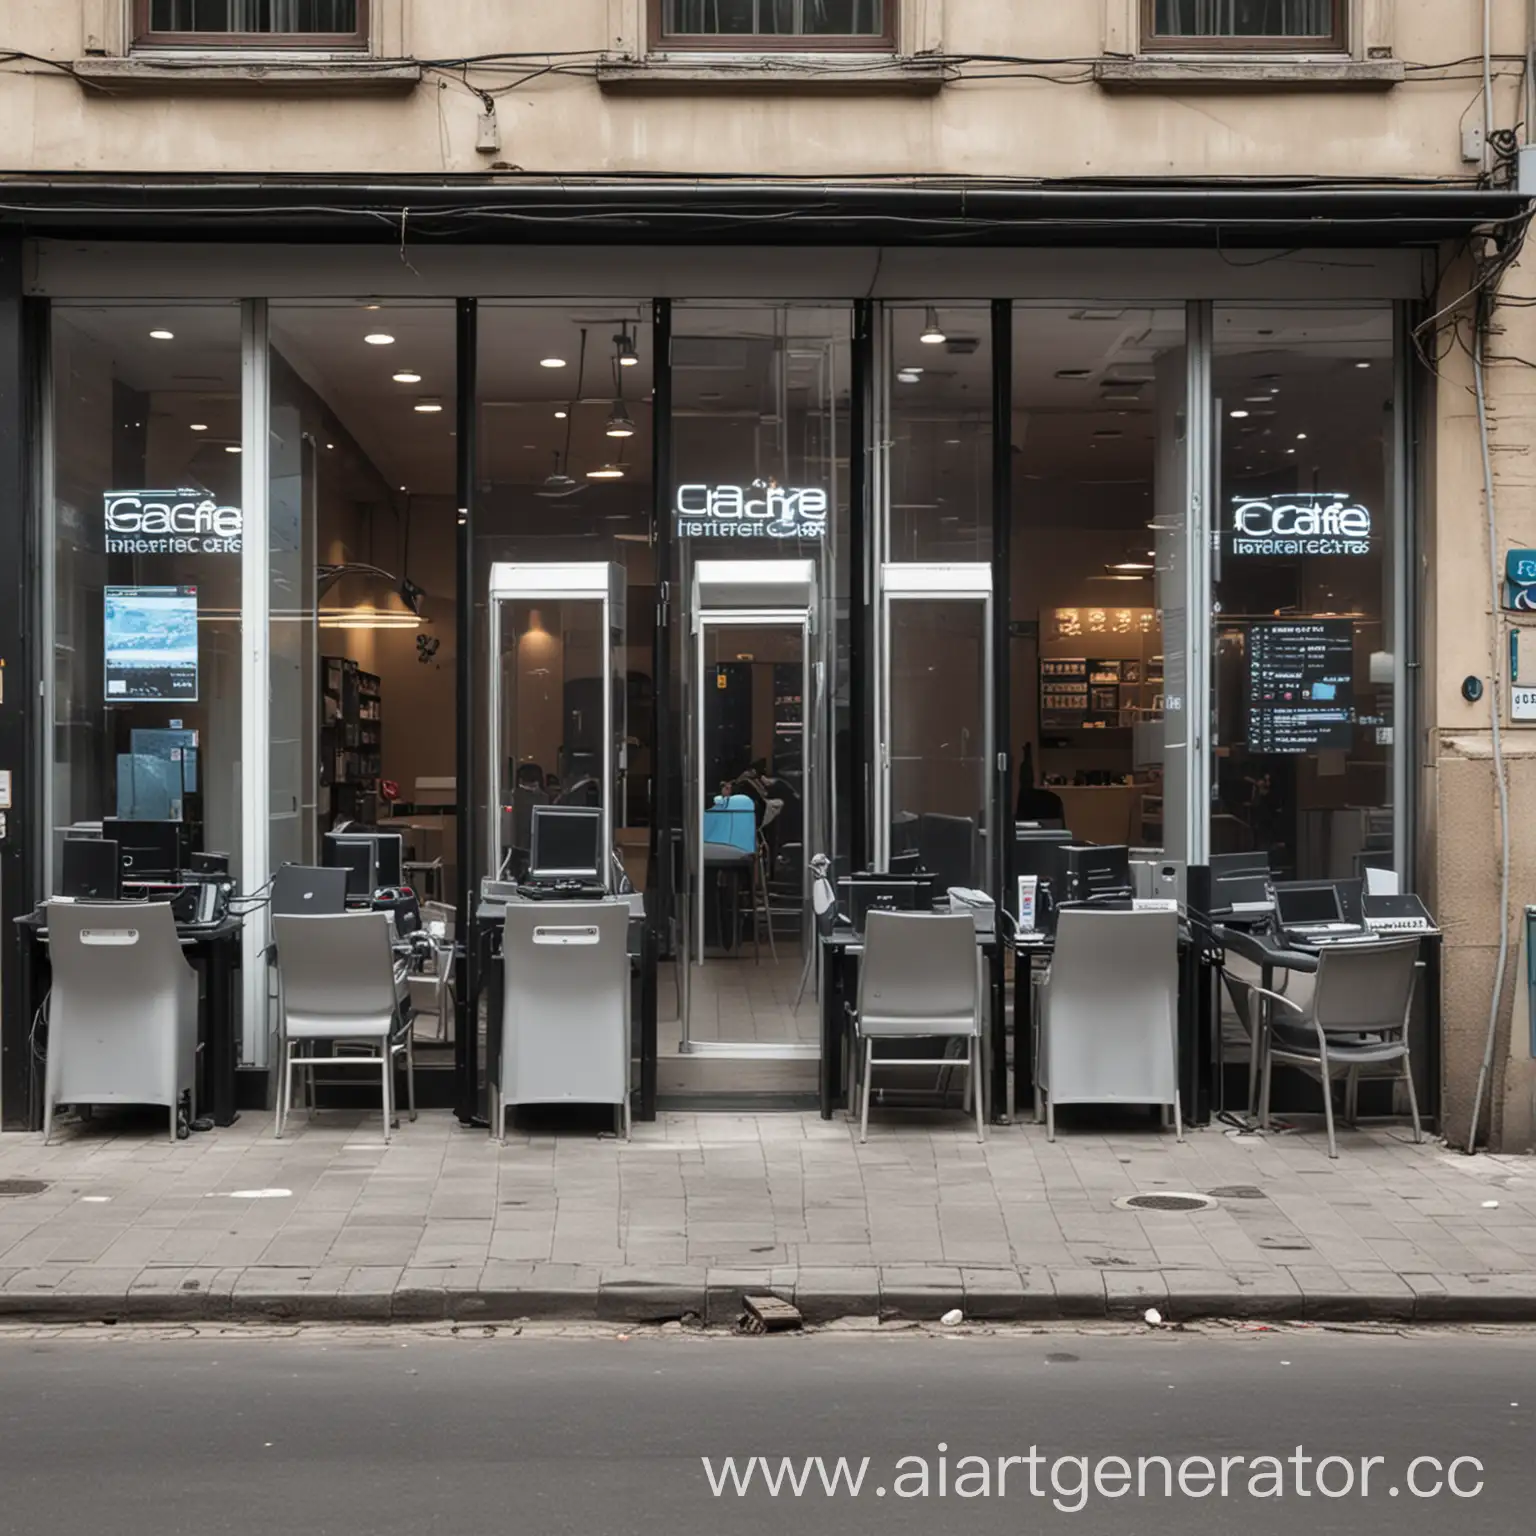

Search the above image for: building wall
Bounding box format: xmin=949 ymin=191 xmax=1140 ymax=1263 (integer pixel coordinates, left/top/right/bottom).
xmin=8 ymin=1 xmax=1536 ymax=1142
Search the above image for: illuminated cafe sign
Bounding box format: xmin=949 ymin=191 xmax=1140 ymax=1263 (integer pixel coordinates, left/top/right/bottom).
xmin=1229 ymin=493 xmax=1371 ymax=558
xmin=104 ymin=489 xmax=244 ymax=555
xmin=675 ymin=481 xmax=828 ymax=541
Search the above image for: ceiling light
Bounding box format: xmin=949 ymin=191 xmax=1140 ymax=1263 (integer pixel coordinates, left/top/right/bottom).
xmin=189 ymin=423 xmax=207 ymax=432
xmin=414 ymin=397 xmax=444 ymax=414
xmin=540 ymin=357 xmax=567 ymax=369
xmin=1244 ymin=395 xmax=1273 ymax=403
xmin=326 ymin=443 xmax=334 ymax=450
xmin=1229 ymin=409 xmax=1249 ymax=419
xmin=896 ymin=369 xmax=922 ymax=385
xmin=149 ymin=329 xmax=175 ymax=341
xmin=1354 ymin=360 xmax=1372 ymax=369
xmin=587 ymin=463 xmax=625 ymax=480
xmin=605 ymin=401 xmax=636 ymax=439
xmin=1296 ymin=432 xmax=1308 ymax=440
xmin=614 ymin=331 xmax=639 ymax=367
xmin=1055 ymin=369 xmax=1092 ymax=380
xmin=537 ymin=471 xmax=578 ymax=498
xmin=1286 ymin=448 xmax=1296 ymax=455
xmin=554 ymin=409 xmax=568 ymax=419
xmin=393 ymin=370 xmax=422 ymax=384
xmin=920 ymin=308 xmax=947 ymax=346
xmin=224 ymin=444 xmax=242 ymax=454
xmin=364 ymin=333 xmax=396 ymax=346
xmin=1107 ymin=561 xmax=1154 ymax=573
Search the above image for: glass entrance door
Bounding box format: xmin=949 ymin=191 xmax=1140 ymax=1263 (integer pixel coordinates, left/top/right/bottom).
xmin=877 ymin=564 xmax=995 ymax=892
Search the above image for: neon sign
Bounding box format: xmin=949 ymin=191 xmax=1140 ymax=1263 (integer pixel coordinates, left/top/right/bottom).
xmin=1228 ymin=493 xmax=1371 ymax=557
xmin=675 ymin=481 xmax=828 ymax=541
xmin=105 ymin=489 xmax=244 ymax=555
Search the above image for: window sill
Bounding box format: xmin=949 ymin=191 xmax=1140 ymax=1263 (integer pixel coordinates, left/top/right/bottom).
xmin=596 ymin=52 xmax=948 ymax=94
xmin=1094 ymin=57 xmax=1404 ymax=91
xmin=72 ymin=55 xmax=422 ymax=93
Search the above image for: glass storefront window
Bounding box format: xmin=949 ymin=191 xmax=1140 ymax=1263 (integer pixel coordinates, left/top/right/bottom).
xmin=885 ymin=304 xmax=992 ymax=563
xmin=50 ymin=303 xmax=243 ymax=887
xmin=1210 ymin=305 xmax=1397 ymax=880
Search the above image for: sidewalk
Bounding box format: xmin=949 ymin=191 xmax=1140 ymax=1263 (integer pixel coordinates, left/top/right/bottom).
xmin=1 ymin=1108 xmax=1535 ymax=1325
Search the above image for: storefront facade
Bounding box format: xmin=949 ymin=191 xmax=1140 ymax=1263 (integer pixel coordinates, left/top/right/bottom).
xmin=0 ymin=230 xmax=1481 ymax=1130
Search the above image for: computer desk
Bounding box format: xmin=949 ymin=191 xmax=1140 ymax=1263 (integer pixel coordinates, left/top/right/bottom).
xmin=14 ymin=910 xmax=244 ymax=1130
xmin=817 ymin=924 xmax=1007 ymax=1124
xmin=474 ymin=892 xmax=657 ymax=1126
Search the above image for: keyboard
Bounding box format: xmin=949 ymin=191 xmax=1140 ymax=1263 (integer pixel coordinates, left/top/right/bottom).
xmin=516 ymin=880 xmax=608 ymax=902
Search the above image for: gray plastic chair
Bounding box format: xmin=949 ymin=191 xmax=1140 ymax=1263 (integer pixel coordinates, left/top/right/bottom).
xmin=273 ymin=911 xmax=412 ymax=1142
xmin=849 ymin=910 xmax=984 ymax=1143
xmin=43 ymin=900 xmax=199 ymax=1145
xmin=496 ymin=900 xmax=632 ymax=1142
xmin=1033 ymin=907 xmax=1181 ymax=1141
xmin=1247 ymin=937 xmax=1422 ymax=1158
xmin=407 ymin=900 xmax=457 ymax=1043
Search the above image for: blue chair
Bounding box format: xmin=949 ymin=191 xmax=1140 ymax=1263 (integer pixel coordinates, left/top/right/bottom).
xmin=702 ymin=794 xmax=775 ymax=961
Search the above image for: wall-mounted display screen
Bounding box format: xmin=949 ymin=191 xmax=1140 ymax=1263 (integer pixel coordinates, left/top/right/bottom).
xmin=1247 ymin=618 xmax=1354 ymax=753
xmin=104 ymin=585 xmax=200 ymax=703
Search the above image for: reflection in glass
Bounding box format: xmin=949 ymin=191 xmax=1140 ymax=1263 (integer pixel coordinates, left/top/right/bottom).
xmin=1152 ymin=0 xmax=1334 ymax=37
xmin=1211 ymin=306 xmax=1395 ymax=881
xmin=662 ymin=0 xmax=883 ymax=34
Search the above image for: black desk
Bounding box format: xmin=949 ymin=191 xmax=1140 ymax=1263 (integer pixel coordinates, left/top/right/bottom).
xmin=14 ymin=911 xmax=244 ymax=1129
xmin=1009 ymin=922 xmax=1219 ymax=1129
xmin=475 ymin=895 xmax=656 ymax=1125
xmin=817 ymin=926 xmax=1007 ymax=1122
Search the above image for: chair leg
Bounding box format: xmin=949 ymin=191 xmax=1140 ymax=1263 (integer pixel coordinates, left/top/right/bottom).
xmin=1345 ymin=1066 xmax=1359 ymax=1127
xmin=1259 ymin=1040 xmax=1275 ymax=1130
xmin=1403 ymin=1055 xmax=1424 ymax=1144
xmin=1246 ymin=1008 xmax=1263 ymax=1119
xmin=1319 ymin=1050 xmax=1338 ymax=1159
xmin=406 ymin=1033 xmax=417 ymax=1123
xmin=1046 ymin=1093 xmax=1055 ymax=1143
xmin=972 ymin=1036 xmax=985 ymax=1143
xmin=274 ymin=1042 xmax=288 ymax=1139
xmin=380 ymin=1048 xmax=392 ymax=1144
xmin=1173 ymin=1089 xmax=1184 ymax=1144
xmin=1033 ymin=1082 xmax=1043 ymax=1125
xmin=759 ymin=853 xmax=777 ymax=964
xmin=42 ymin=1088 xmax=54 ymax=1147
xmin=859 ymin=1036 xmax=873 ymax=1144
xmin=169 ymin=1101 xmax=179 ymax=1145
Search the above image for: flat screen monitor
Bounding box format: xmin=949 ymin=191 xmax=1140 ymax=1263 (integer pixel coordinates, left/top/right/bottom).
xmin=529 ymin=805 xmax=602 ymax=881
xmin=1058 ymin=844 xmax=1133 ymax=904
xmin=916 ymin=812 xmax=977 ymax=894
xmin=1276 ymin=883 xmax=1344 ymax=928
xmin=368 ymin=831 xmax=405 ymax=889
xmin=323 ymin=833 xmax=378 ymax=902
xmin=103 ymin=585 xmax=199 ymax=703
xmin=103 ymin=818 xmax=187 ymax=882
xmin=61 ymin=838 xmax=122 ymax=901
xmin=1014 ymin=827 xmax=1074 ymax=888
xmin=1209 ymin=851 xmax=1274 ymax=914
xmin=848 ymin=876 xmax=926 ymax=937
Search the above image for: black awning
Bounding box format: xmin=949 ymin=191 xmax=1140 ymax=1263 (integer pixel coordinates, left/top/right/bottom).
xmin=0 ymin=175 xmax=1525 ymax=247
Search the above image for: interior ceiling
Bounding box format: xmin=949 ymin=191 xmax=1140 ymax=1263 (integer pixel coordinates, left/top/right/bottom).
xmin=59 ymin=300 xmax=1395 ymax=530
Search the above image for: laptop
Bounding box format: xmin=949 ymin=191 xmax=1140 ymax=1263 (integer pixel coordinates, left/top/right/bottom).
xmin=270 ymin=864 xmax=349 ymax=917
xmin=1275 ymin=882 xmax=1358 ymax=935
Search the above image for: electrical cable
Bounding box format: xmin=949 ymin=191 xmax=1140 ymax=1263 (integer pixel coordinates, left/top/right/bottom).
xmin=1466 ymin=294 xmax=1513 ymax=1156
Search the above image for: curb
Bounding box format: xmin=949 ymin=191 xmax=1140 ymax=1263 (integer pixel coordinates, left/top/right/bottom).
xmin=4 ymin=1270 xmax=1536 ymax=1326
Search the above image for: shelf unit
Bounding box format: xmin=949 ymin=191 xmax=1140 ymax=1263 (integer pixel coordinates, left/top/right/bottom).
xmin=320 ymin=655 xmax=381 ymax=827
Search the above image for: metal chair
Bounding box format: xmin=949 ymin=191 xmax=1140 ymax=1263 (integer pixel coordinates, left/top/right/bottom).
xmin=273 ymin=911 xmax=414 ymax=1141
xmin=848 ymin=910 xmax=984 ymax=1143
xmin=792 ymin=853 xmax=844 ymax=1011
xmin=702 ymin=795 xmax=775 ymax=961
xmin=495 ymin=900 xmax=632 ymax=1142
xmin=1244 ymin=937 xmax=1422 ymax=1159
xmin=406 ymin=900 xmax=456 ymax=1043
xmin=1033 ymin=907 xmax=1182 ymax=1142
xmin=42 ymin=900 xmax=200 ymax=1145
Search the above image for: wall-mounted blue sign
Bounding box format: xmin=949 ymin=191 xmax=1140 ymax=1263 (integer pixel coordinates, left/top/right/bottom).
xmin=1505 ymin=549 xmax=1536 ymax=611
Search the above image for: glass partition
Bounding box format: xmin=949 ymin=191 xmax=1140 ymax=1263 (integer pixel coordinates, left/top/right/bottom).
xmin=49 ymin=303 xmax=244 ymax=887
xmin=1210 ymin=306 xmax=1397 ymax=881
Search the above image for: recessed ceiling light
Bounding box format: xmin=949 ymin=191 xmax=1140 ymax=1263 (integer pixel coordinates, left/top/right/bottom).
xmin=554 ymin=409 xmax=568 ymax=419
xmin=540 ymin=357 xmax=567 ymax=369
xmin=1286 ymin=448 xmax=1296 ymax=455
xmin=587 ymin=463 xmax=625 ymax=480
xmin=364 ymin=333 xmax=396 ymax=346
xmin=943 ymin=438 xmax=961 ymax=446
xmin=189 ymin=423 xmax=207 ymax=432
xmin=326 ymin=443 xmax=334 ymax=450
xmin=149 ymin=329 xmax=175 ymax=341
xmin=1354 ymin=360 xmax=1372 ymax=369
xmin=1296 ymin=432 xmax=1308 ymax=440
xmin=224 ymin=444 xmax=242 ymax=454
xmin=896 ymin=369 xmax=922 ymax=385
xmin=414 ymin=397 xmax=444 ymax=414
xmin=393 ymin=370 xmax=422 ymax=384
xmin=1229 ymin=409 xmax=1249 ymax=419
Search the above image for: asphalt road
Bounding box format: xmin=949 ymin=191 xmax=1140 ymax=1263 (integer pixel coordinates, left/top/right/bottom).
xmin=0 ymin=1325 xmax=1529 ymax=1535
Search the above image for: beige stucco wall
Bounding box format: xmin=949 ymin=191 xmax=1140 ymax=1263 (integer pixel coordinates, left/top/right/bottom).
xmin=0 ymin=1 xmax=1521 ymax=180
xmin=10 ymin=1 xmax=1536 ymax=1143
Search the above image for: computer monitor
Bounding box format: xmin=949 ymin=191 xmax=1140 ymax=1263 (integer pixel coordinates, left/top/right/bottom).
xmin=1208 ymin=851 xmax=1274 ymax=915
xmin=1014 ymin=827 xmax=1074 ymax=888
xmin=103 ymin=818 xmax=188 ymax=882
xmin=1275 ymin=883 xmax=1344 ymax=928
xmin=528 ymin=804 xmax=603 ymax=881
xmin=61 ymin=838 xmax=122 ymax=901
xmin=369 ymin=830 xmax=405 ymax=889
xmin=1057 ymin=844 xmax=1133 ymax=905
xmin=917 ymin=812 xmax=977 ymax=894
xmin=847 ymin=875 xmax=929 ymax=937
xmin=323 ymin=832 xmax=378 ymax=902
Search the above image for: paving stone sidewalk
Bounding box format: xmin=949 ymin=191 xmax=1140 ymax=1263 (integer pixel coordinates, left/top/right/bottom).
xmin=1 ymin=1108 xmax=1534 ymax=1325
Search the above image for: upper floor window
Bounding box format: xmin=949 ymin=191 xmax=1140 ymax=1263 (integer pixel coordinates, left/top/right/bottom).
xmin=1143 ymin=0 xmax=1344 ymax=51
xmin=134 ymin=0 xmax=368 ymax=47
xmin=651 ymin=0 xmax=893 ymax=51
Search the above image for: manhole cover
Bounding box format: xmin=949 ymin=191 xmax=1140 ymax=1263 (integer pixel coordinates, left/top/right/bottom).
xmin=1114 ymin=1192 xmax=1218 ymax=1213
xmin=0 ymin=1179 xmax=48 ymax=1198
